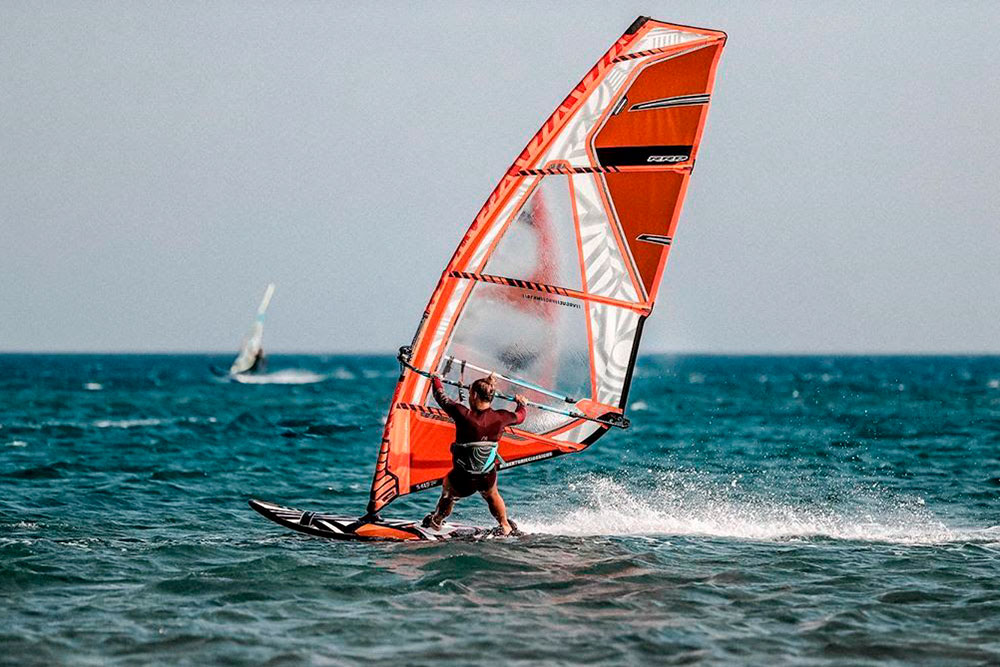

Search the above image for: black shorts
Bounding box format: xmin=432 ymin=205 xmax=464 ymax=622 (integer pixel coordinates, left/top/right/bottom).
xmin=446 ymin=467 xmax=497 ymax=498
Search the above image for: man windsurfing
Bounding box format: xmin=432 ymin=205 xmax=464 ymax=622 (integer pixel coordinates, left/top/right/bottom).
xmin=423 ymin=373 xmax=527 ymax=536
xmin=246 ymin=348 xmax=267 ymax=374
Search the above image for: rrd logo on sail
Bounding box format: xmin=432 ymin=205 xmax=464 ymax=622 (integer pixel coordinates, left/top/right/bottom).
xmin=646 ymin=154 xmax=689 ymax=163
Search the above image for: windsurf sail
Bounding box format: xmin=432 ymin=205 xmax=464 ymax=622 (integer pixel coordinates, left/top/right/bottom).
xmin=230 ymin=283 xmax=275 ymax=375
xmin=367 ymin=17 xmax=726 ymax=514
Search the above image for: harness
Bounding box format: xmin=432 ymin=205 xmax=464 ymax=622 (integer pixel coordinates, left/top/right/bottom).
xmin=450 ymin=440 xmax=503 ymax=475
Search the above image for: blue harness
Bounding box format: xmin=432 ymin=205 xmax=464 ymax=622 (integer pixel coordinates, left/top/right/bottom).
xmin=450 ymin=440 xmax=502 ymax=475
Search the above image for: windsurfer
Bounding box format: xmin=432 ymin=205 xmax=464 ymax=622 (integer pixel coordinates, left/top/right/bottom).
xmin=423 ymin=373 xmax=526 ymax=535
xmin=247 ymin=348 xmax=267 ymax=374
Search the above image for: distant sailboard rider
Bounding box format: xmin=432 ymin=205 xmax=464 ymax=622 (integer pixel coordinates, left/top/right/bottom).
xmin=220 ymin=283 xmax=275 ymax=378
xmin=246 ymin=348 xmax=267 ymax=374
xmin=423 ymin=373 xmax=527 ymax=536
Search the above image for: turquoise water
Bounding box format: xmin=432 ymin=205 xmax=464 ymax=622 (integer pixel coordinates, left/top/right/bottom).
xmin=2 ymin=354 xmax=1000 ymax=664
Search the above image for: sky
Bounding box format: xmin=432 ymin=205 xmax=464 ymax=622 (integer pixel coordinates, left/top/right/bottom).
xmin=2 ymin=1 xmax=998 ymax=354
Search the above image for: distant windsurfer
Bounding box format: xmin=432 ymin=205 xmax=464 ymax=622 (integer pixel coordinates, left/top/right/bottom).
xmin=246 ymin=349 xmax=267 ymax=374
xmin=423 ymin=373 xmax=526 ymax=536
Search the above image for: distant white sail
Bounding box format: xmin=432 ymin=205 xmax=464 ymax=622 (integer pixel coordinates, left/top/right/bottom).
xmin=230 ymin=284 xmax=275 ymax=375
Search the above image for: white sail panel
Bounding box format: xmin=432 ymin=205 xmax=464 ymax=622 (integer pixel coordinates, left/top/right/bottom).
xmin=623 ymin=27 xmax=705 ymax=55
xmin=534 ymin=60 xmax=641 ymax=169
xmin=573 ymin=174 xmax=642 ymax=303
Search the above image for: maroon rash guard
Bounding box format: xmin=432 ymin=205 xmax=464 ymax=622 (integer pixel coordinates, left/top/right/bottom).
xmin=431 ymin=377 xmax=526 ymax=497
xmin=431 ymin=377 xmax=526 ymax=443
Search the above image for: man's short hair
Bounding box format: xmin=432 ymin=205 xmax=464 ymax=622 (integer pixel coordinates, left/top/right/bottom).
xmin=470 ymin=378 xmax=495 ymax=403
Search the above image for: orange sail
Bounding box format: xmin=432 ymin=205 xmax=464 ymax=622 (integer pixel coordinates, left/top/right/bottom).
xmin=368 ymin=16 xmax=726 ymax=514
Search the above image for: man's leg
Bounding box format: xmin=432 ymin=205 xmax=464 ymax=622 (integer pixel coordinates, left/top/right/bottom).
xmin=481 ymin=482 xmax=512 ymax=535
xmin=424 ymin=475 xmax=459 ymax=529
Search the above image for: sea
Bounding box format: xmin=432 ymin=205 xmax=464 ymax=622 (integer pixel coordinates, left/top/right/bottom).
xmin=2 ymin=354 xmax=999 ymax=665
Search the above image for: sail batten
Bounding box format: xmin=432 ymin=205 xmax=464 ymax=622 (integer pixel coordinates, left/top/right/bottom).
xmin=366 ymin=18 xmax=725 ymax=514
xmin=446 ymin=271 xmax=652 ymax=313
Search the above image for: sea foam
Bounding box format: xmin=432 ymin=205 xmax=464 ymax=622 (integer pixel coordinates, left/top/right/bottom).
xmin=521 ymin=473 xmax=983 ymax=545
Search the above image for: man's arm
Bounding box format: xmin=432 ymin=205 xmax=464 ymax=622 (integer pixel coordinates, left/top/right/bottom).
xmin=431 ymin=376 xmax=465 ymax=420
xmin=501 ymin=394 xmax=528 ymax=427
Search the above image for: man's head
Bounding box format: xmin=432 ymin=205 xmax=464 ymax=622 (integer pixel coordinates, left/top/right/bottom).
xmin=469 ymin=377 xmax=495 ymax=407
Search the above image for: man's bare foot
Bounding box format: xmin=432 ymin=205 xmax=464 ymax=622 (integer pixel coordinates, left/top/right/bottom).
xmin=421 ymin=513 xmax=443 ymax=530
xmin=498 ymin=522 xmax=513 ymax=536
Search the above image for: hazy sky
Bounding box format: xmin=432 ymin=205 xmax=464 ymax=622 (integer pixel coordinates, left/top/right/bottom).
xmin=3 ymin=2 xmax=998 ymax=353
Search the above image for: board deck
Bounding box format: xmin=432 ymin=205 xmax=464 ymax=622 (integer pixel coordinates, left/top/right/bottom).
xmin=249 ymin=499 xmax=491 ymax=542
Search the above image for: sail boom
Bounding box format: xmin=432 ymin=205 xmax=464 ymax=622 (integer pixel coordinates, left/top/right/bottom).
xmin=397 ymin=348 xmax=629 ymax=430
xmin=442 ymin=354 xmax=578 ymax=403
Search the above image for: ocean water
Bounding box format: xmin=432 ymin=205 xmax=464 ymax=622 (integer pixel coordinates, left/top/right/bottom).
xmin=2 ymin=354 xmax=999 ymax=665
